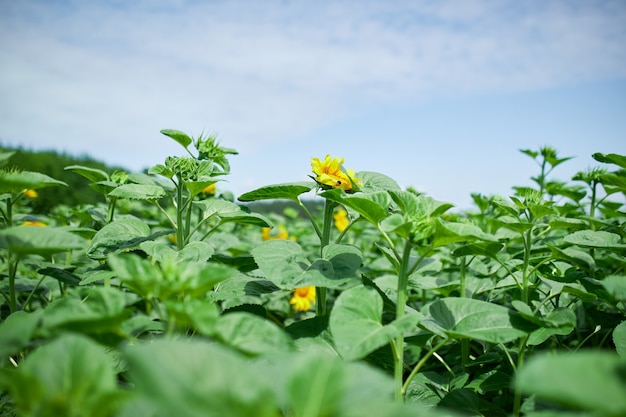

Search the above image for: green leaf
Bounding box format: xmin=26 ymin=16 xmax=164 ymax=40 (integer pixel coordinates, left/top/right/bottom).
xmin=177 ymin=241 xmax=215 ymax=262
xmin=213 ymin=312 xmax=296 ymax=355
xmin=251 ymin=240 xmax=362 ymax=289
xmin=526 ymin=308 xmax=577 ymax=346
xmin=515 ymin=351 xmax=626 ymax=416
xmin=549 ymin=245 xmax=596 ymax=270
xmin=65 ymin=164 xmax=109 ymax=182
xmin=0 ymin=226 xmax=86 ymax=256
xmin=592 ymin=152 xmax=626 ymax=169
xmin=432 ymin=219 xmax=498 ymax=248
xmin=123 ymin=339 xmax=279 ymax=417
xmin=87 ymin=217 xmax=152 ymax=260
xmin=108 ymin=183 xmax=166 ymax=200
xmin=238 ymin=182 xmax=315 ymax=201
xmin=330 ymin=285 xmax=422 ymax=360
xmin=38 ymin=266 xmax=82 ymax=286
xmin=614 ymin=321 xmax=626 ymax=358
xmin=0 ymin=333 xmax=126 ymax=417
xmin=0 ymin=170 xmax=67 ymax=193
xmin=563 ymin=230 xmax=626 ymax=250
xmin=160 ymin=128 xmax=192 ymax=150
xmin=355 ymin=171 xmax=402 ymax=192
xmin=195 ymin=199 xmax=271 ymax=228
xmin=164 ymin=299 xmax=219 ymax=335
xmin=601 ymin=275 xmax=626 ymax=302
xmin=38 ymin=287 xmax=132 ymax=343
xmin=451 ymin=241 xmax=504 ymax=258
xmin=0 ymin=310 xmax=43 ymax=358
xmin=422 ymin=297 xmax=535 ymax=343
xmin=322 ymin=189 xmax=392 ymax=225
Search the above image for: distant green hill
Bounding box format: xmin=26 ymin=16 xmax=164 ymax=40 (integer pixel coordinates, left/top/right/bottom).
xmin=1 ymin=145 xmax=128 ymax=214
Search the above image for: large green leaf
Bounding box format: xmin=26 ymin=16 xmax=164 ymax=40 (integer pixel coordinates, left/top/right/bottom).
xmin=251 ymin=240 xmax=362 ymax=289
xmin=38 ymin=287 xmax=133 ymax=343
xmin=0 ymin=170 xmax=66 ymax=193
xmin=421 ymin=297 xmax=536 ymax=343
xmin=108 ymin=183 xmax=166 ymax=200
xmin=355 ymin=171 xmax=402 ymax=192
xmin=123 ymin=339 xmax=279 ymax=417
xmin=87 ymin=217 xmax=160 ymax=259
xmin=160 ymin=128 xmax=192 ymax=150
xmin=592 ymin=152 xmax=626 ymax=169
xmin=516 ymin=351 xmax=626 ymax=416
xmin=238 ymin=182 xmax=315 ymax=201
xmin=0 ymin=310 xmax=43 ymax=358
xmin=614 ymin=321 xmax=626 ymax=358
xmin=195 ymin=199 xmax=271 ymax=227
xmin=330 ymin=285 xmax=422 ymax=360
xmin=563 ymin=230 xmax=626 ymax=250
xmin=432 ymin=219 xmax=498 ymax=248
xmin=322 ymin=189 xmax=392 ymax=225
xmin=0 ymin=226 xmax=86 ymax=256
xmin=65 ymin=164 xmax=109 ymax=182
xmin=109 ymin=253 xmax=233 ymax=300
xmin=213 ymin=312 xmax=296 ymax=355
xmin=0 ymin=333 xmax=126 ymax=417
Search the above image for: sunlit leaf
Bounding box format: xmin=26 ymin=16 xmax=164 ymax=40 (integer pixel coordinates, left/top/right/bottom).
xmin=160 ymin=128 xmax=192 ymax=150
xmin=0 ymin=170 xmax=66 ymax=193
xmin=65 ymin=164 xmax=109 ymax=182
xmin=421 ymin=297 xmax=536 ymax=343
xmin=123 ymin=339 xmax=279 ymax=417
xmin=108 ymin=183 xmax=166 ymax=200
xmin=563 ymin=230 xmax=626 ymax=250
xmin=0 ymin=310 xmax=43 ymax=358
xmin=0 ymin=333 xmax=127 ymax=417
xmin=592 ymin=152 xmax=626 ymax=169
xmin=516 ymin=351 xmax=626 ymax=416
xmin=238 ymin=182 xmax=315 ymax=201
xmin=0 ymin=226 xmax=85 ymax=256
xmin=213 ymin=312 xmax=296 ymax=355
xmin=87 ymin=217 xmax=157 ymax=259
xmin=614 ymin=321 xmax=626 ymax=358
xmin=330 ymin=285 xmax=422 ymax=360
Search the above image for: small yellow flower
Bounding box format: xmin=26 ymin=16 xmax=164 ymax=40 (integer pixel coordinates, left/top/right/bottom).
xmin=290 ymin=286 xmax=316 ymax=312
xmin=21 ymin=221 xmax=46 ymax=227
xmin=262 ymin=225 xmax=290 ymax=240
xmin=24 ymin=189 xmax=38 ymax=198
xmin=201 ymin=183 xmax=216 ymax=194
xmin=311 ymin=155 xmax=359 ymax=191
xmin=333 ymin=207 xmax=350 ymax=232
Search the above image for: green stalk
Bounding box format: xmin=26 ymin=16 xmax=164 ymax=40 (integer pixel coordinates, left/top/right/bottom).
xmin=521 ymin=228 xmax=532 ymax=304
xmin=8 ymin=252 xmax=19 ymax=313
xmin=459 ymin=256 xmax=470 ymax=370
xmin=106 ymin=196 xmax=118 ymax=223
xmin=394 ymin=240 xmax=413 ymax=401
xmin=175 ymin=176 xmax=185 ymax=251
xmin=316 ymin=200 xmax=336 ymax=316
xmin=513 ymin=335 xmax=530 ymax=417
xmin=402 ymin=337 xmax=450 ymax=396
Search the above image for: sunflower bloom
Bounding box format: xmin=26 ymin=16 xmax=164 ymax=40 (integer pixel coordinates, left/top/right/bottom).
xmin=21 ymin=221 xmax=46 ymax=227
xmin=24 ymin=189 xmax=38 ymax=198
xmin=311 ymin=155 xmax=359 ymax=191
xmin=290 ymin=286 xmax=316 ymax=312
xmin=262 ymin=225 xmax=290 ymax=240
xmin=333 ymin=207 xmax=350 ymax=232
xmin=201 ymin=183 xmax=216 ymax=195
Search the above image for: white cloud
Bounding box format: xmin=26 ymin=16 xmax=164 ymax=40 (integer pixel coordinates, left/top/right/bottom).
xmin=1 ymin=0 xmax=625 ymax=177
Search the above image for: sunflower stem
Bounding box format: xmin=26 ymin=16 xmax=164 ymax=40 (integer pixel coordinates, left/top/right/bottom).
xmin=316 ymin=199 xmax=336 ymax=316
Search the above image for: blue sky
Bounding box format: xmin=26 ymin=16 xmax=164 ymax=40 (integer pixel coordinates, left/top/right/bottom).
xmin=1 ymin=0 xmax=625 ymax=210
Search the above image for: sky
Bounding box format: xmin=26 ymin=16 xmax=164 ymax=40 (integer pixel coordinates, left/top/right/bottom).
xmin=1 ymin=0 xmax=625 ymax=211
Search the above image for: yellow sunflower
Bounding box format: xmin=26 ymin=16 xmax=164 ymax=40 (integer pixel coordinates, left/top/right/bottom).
xmin=311 ymin=155 xmax=359 ymax=191
xmin=289 ymin=286 xmax=316 ymax=312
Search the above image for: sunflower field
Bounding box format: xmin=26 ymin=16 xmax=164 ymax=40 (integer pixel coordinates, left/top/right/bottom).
xmin=0 ymin=130 xmax=625 ymax=417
